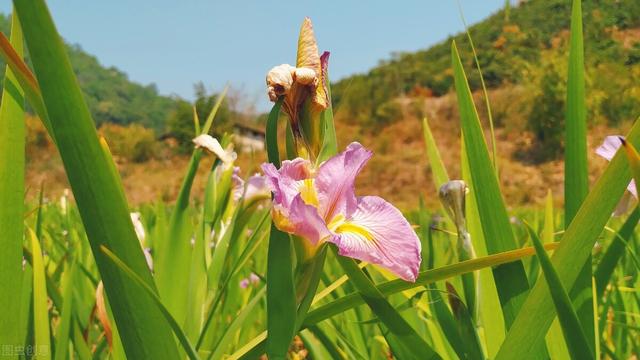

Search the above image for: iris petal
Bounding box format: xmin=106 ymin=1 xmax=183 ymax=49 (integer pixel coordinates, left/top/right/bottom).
xmin=329 ymin=196 xmax=421 ymax=282
xmin=315 ymin=142 xmax=372 ymax=221
xmin=262 ymin=158 xmax=313 ymax=208
xmin=285 ymin=195 xmax=331 ymax=245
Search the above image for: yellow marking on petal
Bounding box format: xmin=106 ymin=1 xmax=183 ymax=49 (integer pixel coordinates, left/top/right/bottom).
xmin=327 ymin=213 xmax=345 ymax=231
xmin=328 ymin=214 xmax=374 ymax=242
xmin=298 ymin=178 xmax=319 ymax=207
xmin=335 ymin=222 xmax=374 ymax=241
xmin=272 ymin=208 xmax=294 ymax=233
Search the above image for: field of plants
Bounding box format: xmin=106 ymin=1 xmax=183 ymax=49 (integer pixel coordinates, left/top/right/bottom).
xmin=1 ymin=0 xmax=639 ymax=359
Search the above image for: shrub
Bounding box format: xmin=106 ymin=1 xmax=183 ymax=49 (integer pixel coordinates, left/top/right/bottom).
xmin=98 ymin=123 xmax=158 ymax=163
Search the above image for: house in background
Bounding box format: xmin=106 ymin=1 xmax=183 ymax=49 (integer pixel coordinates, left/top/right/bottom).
xmin=232 ymin=121 xmax=265 ymax=152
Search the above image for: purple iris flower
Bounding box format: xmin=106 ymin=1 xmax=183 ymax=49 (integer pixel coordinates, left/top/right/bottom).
xmin=261 ymin=142 xmax=421 ymax=282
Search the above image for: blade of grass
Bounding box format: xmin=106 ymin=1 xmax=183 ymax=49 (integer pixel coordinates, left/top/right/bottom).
xmin=0 ymin=11 xmax=25 ymax=354
xmin=53 ymin=261 xmax=75 ymax=360
xmin=456 ymin=3 xmax=498 ymax=173
xmin=334 ymin=249 xmax=441 ymax=360
xmin=542 ymin=190 xmax=572 ymax=360
xmin=100 ymin=246 xmax=201 ymax=360
xmin=0 ymin=31 xmax=53 ymax=139
xmin=427 ymin=285 xmax=468 ymax=360
xmin=209 ymin=287 xmax=266 ymax=360
xmin=564 ymin=0 xmax=588 ymax=223
xmin=317 ymin=63 xmax=338 ymax=163
xmin=451 ymin=41 xmax=530 ymax=329
xmin=13 ymin=1 xmax=180 ymax=358
xmin=422 ymin=117 xmax=449 ymax=188
xmin=29 ymin=229 xmax=51 ymax=360
xmin=494 ymin=115 xmax=640 ymax=359
xmin=445 ymin=283 xmax=484 ymax=360
xmin=231 ymin=242 xmax=560 ymax=359
xmin=264 ymin=98 xmax=297 ymax=359
xmin=563 ymin=0 xmax=593 ymax=343
xmin=527 ymin=225 xmax=594 ymax=360
xmin=461 ymin=142 xmax=505 ymax=357
xmin=594 ymin=207 xmax=640 ymax=298
xmin=156 ymin=91 xmax=227 ymax=323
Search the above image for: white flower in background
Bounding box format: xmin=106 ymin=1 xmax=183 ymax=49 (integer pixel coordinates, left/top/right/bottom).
xmin=192 ymin=134 xmax=237 ymax=165
xmin=60 ymin=188 xmax=70 ymax=215
xmin=232 ymin=169 xmax=271 ymax=204
xmin=130 ymin=212 xmax=153 ymax=271
xmin=596 ymin=135 xmax=637 ymax=216
xmin=130 ymin=212 xmax=146 ymax=242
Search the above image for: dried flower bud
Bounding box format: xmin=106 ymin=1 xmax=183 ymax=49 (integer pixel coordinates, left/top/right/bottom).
xmin=266 ymin=64 xmax=295 ymax=101
xmin=294 ymin=67 xmax=317 ymax=86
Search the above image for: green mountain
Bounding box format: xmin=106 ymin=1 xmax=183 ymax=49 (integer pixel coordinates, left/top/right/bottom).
xmin=0 ymin=13 xmax=177 ymax=131
xmin=331 ymin=0 xmax=640 ymax=130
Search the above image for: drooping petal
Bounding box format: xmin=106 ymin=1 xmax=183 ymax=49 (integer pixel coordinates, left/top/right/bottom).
xmin=315 ymin=142 xmax=372 ymax=220
xmin=329 ymin=196 xmax=421 ymax=282
xmin=193 ymin=134 xmax=237 ymax=164
xmin=595 ymin=135 xmax=637 ymax=198
xmin=628 ymin=180 xmax=638 ymax=198
xmin=244 ymin=174 xmax=271 ymax=203
xmin=596 ymin=135 xmax=624 ymax=161
xmin=280 ymin=194 xmax=331 ymax=245
xmin=261 ymin=158 xmax=313 ymax=208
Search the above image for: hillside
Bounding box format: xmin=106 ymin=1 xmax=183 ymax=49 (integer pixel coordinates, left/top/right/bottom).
xmin=0 ymin=13 xmax=177 ymax=131
xmin=332 ymin=0 xmax=640 ymax=132
xmin=6 ymin=0 xmax=640 ymax=209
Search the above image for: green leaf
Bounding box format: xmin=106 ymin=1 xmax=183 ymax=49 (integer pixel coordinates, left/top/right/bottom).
xmin=29 ymin=229 xmax=51 ymax=360
xmin=232 ymin=243 xmax=560 ymax=358
xmin=13 ymin=1 xmax=180 ymax=358
xmin=317 ymin=69 xmax=337 ymax=163
xmin=266 ymin=224 xmax=297 ymax=359
xmin=457 ymin=7 xmax=498 ymax=172
xmin=334 ymin=249 xmax=440 ymax=360
xmin=209 ymin=287 xmax=266 ymax=360
xmin=266 ymin=98 xmax=284 ymax=168
xmin=428 ymin=285 xmax=470 ymax=360
xmin=156 ymin=91 xmax=227 ymax=323
xmin=542 ymin=190 xmax=571 ymax=360
xmin=494 ymin=114 xmax=640 ymax=359
xmin=422 ymin=117 xmax=449 ymax=188
xmin=563 ymin=0 xmax=593 ymax=342
xmin=265 ymin=98 xmax=297 ymax=359
xmin=53 ymin=261 xmax=76 ymax=360
xmin=461 ymin=141 xmax=505 ymax=357
xmin=526 ymin=225 xmax=594 ymax=360
xmin=0 ymin=30 xmax=54 ymax=138
xmin=445 ymin=283 xmax=484 ymax=360
xmin=564 ymin=0 xmax=588 ymax=223
xmin=451 ymin=40 xmax=530 ymax=329
xmin=100 ymin=246 xmax=201 ymax=360
xmin=594 ymin=207 xmax=640 ymax=298
xmin=0 ymin=11 xmax=25 ymax=354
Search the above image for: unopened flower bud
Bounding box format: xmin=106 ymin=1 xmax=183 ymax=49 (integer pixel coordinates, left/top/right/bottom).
xmin=439 ymin=180 xmax=468 ymax=232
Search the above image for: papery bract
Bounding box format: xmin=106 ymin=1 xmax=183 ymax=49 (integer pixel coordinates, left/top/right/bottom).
xmin=262 ymin=142 xmax=421 ymax=282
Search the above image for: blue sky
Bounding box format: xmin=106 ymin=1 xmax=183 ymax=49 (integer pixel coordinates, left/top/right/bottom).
xmin=1 ymin=1 xmax=506 ymax=111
